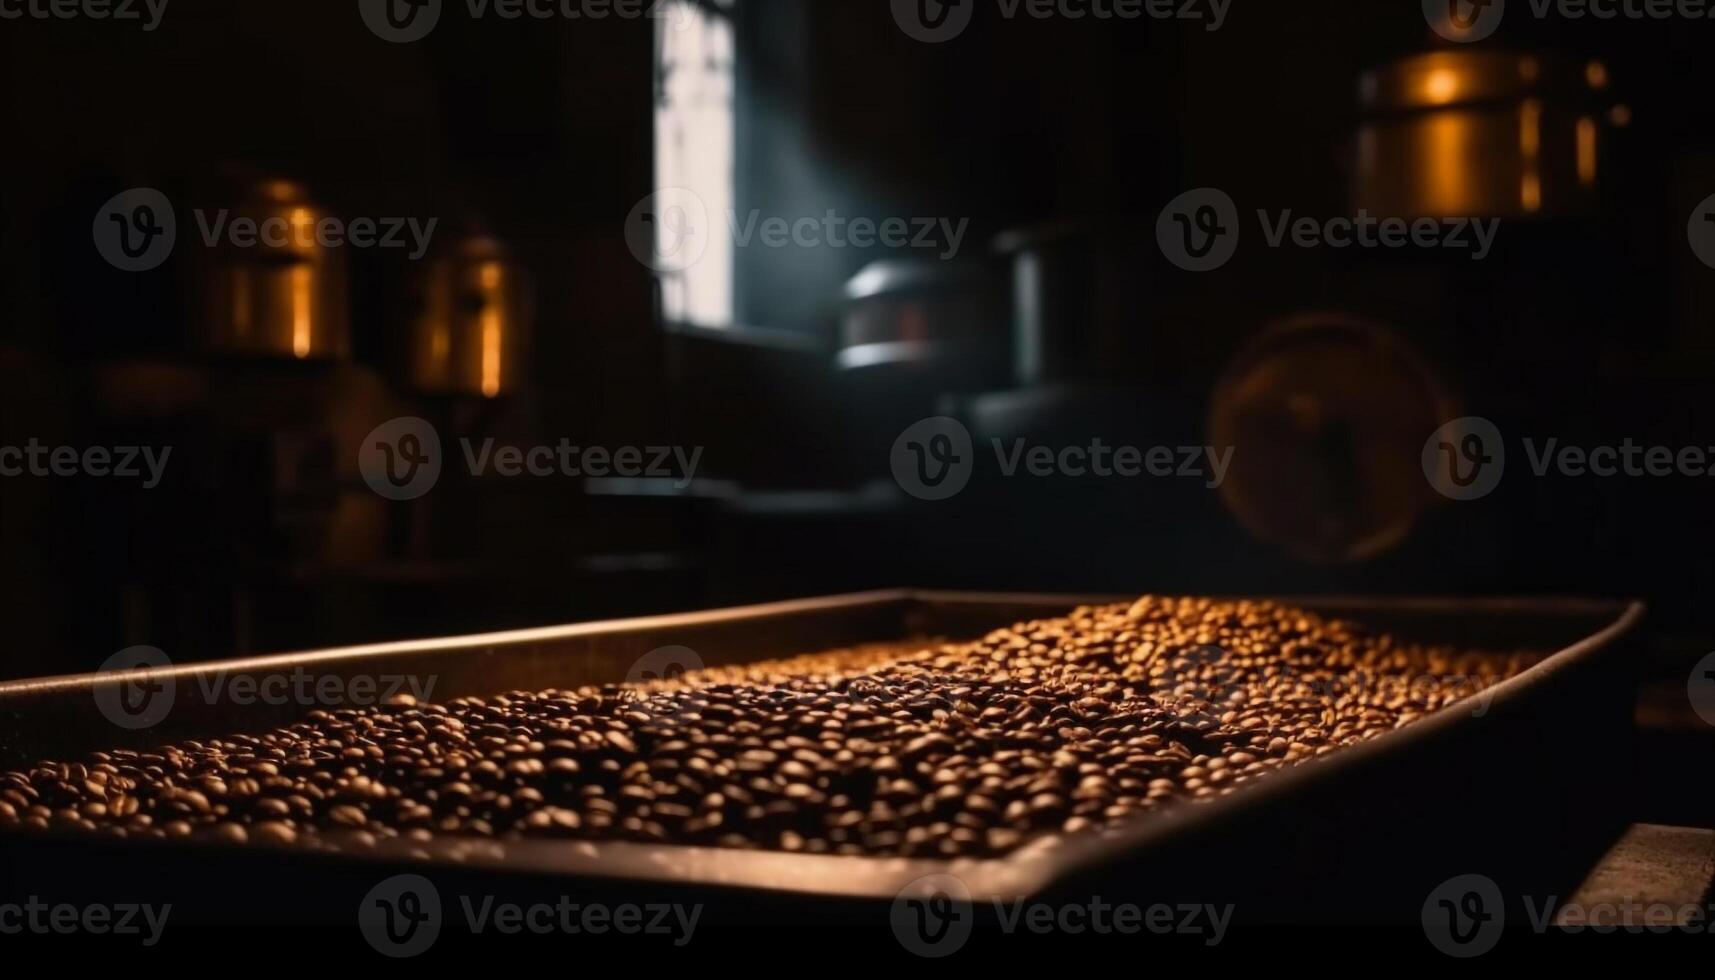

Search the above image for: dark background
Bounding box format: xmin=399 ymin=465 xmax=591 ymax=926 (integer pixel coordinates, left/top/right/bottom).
xmin=1 ymin=0 xmax=1713 ymax=715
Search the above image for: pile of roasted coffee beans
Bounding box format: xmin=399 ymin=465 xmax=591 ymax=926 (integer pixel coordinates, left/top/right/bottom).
xmin=0 ymin=597 xmax=1539 ymax=858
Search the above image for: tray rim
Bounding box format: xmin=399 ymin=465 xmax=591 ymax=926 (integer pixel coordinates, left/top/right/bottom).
xmin=0 ymin=589 xmax=1641 ymax=696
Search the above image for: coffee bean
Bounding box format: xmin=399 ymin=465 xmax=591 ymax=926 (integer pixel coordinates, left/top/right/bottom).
xmin=251 ymin=822 xmax=297 ymax=846
xmin=205 ymin=822 xmax=248 ymax=844
xmin=0 ymin=597 xmax=1535 ymax=859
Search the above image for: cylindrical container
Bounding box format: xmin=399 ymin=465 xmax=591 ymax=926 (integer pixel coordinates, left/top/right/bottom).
xmin=1355 ymin=50 xmax=1627 ymax=218
xmin=837 ymin=258 xmax=1005 ymax=380
xmin=196 ymin=179 xmax=351 ymax=360
xmin=995 ymin=222 xmax=1158 ymax=387
xmin=1209 ymin=314 xmax=1456 ymax=564
xmin=407 ymin=235 xmax=533 ymax=398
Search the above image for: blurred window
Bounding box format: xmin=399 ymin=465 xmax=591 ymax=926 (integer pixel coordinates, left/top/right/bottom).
xmin=654 ymin=0 xmax=736 ymax=327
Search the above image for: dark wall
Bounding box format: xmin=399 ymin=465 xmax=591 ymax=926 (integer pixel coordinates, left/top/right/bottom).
xmin=2 ymin=1 xmax=1714 ymax=677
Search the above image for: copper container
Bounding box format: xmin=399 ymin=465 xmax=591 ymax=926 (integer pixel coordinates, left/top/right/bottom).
xmin=1356 ymin=51 xmax=1628 ymax=218
xmin=197 ymin=180 xmax=351 ymax=360
xmin=1209 ymin=315 xmax=1455 ymax=564
xmin=407 ymin=236 xmax=531 ymax=398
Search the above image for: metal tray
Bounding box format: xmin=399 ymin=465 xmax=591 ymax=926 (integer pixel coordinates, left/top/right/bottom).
xmin=0 ymin=591 xmax=1645 ymax=929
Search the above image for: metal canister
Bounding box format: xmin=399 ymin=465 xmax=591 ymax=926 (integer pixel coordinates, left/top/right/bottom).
xmin=196 ymin=179 xmax=351 ymax=360
xmin=1355 ymin=50 xmax=1628 ymax=218
xmin=406 ymin=235 xmax=532 ymax=398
